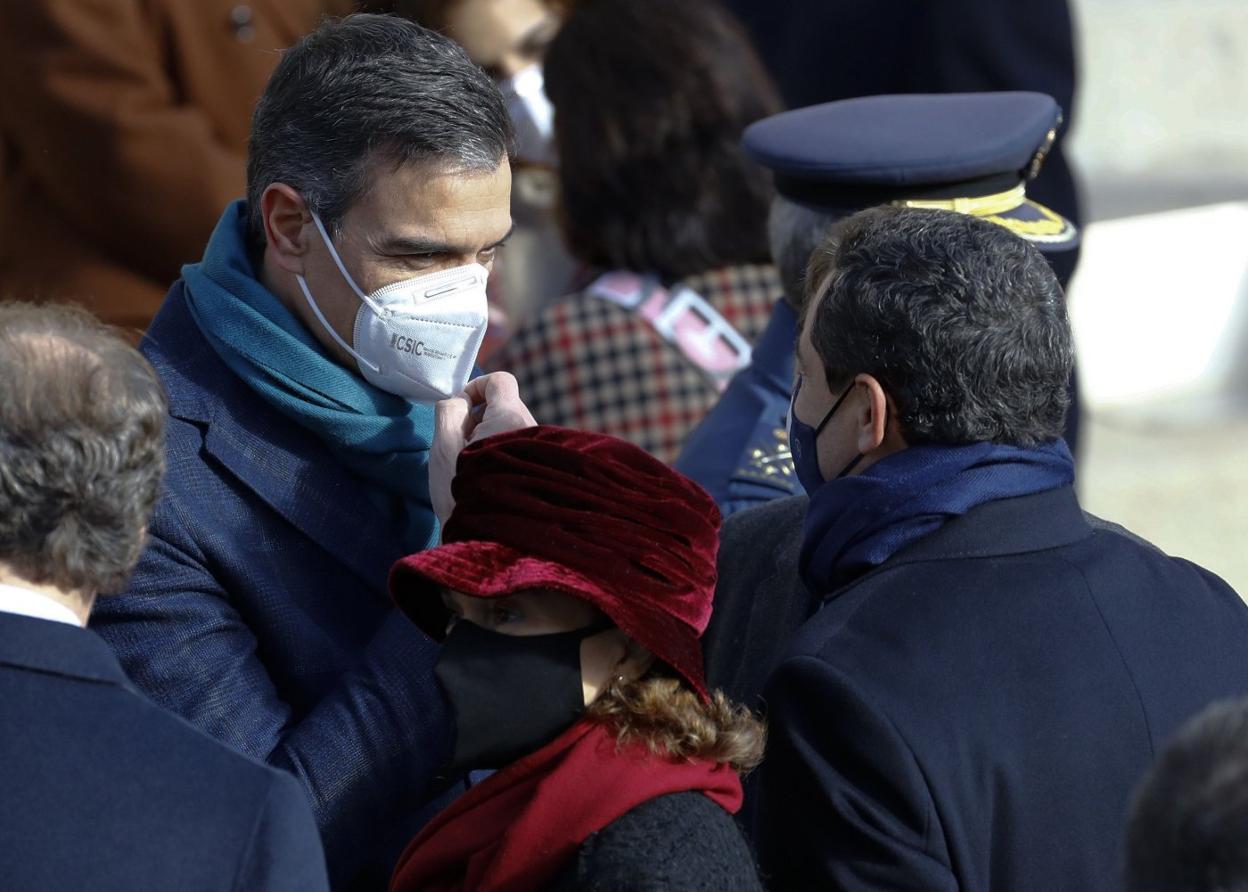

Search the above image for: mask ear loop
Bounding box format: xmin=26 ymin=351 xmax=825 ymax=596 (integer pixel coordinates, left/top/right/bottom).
xmin=309 ymin=212 xmax=387 ymax=316
xmin=294 ymin=211 xmax=383 ymax=373
xmin=794 ymin=378 xmax=863 ymax=480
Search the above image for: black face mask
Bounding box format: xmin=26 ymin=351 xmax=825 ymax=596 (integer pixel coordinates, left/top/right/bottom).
xmin=434 ymin=619 xmax=608 ymax=774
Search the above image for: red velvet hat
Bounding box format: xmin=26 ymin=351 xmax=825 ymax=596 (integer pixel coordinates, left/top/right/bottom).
xmin=389 ymin=426 xmax=721 ymax=700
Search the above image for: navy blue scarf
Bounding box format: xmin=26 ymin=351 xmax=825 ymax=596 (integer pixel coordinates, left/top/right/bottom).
xmin=800 ymin=440 xmax=1075 ymax=594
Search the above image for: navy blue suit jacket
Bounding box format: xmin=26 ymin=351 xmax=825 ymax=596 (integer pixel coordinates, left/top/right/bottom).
xmin=0 ymin=612 xmax=328 ymax=891
xmin=752 ymin=487 xmax=1248 ymax=890
xmin=90 ymin=283 xmax=452 ymax=887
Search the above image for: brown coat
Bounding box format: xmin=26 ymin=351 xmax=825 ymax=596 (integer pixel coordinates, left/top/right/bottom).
xmin=0 ymin=1 xmax=353 ymax=333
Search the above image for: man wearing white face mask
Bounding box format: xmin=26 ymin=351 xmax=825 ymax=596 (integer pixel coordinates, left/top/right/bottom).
xmin=89 ymin=15 xmax=536 ymax=889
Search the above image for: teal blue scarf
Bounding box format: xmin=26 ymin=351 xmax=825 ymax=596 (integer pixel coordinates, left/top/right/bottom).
xmin=182 ymin=200 xmax=437 ymax=551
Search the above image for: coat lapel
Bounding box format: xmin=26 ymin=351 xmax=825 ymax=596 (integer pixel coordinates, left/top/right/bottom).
xmin=147 ymin=284 xmax=409 ymax=599
xmin=200 ymin=393 xmax=409 ymax=599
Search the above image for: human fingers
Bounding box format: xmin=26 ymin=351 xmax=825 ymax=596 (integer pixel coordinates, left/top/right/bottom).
xmin=463 ymin=372 xmax=537 ymax=443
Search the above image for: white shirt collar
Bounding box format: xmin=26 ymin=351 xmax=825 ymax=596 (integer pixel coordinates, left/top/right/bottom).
xmin=0 ymin=582 xmax=83 ymax=627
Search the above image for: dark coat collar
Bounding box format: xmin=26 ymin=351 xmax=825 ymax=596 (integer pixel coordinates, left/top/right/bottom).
xmin=823 ymin=485 xmax=1092 ymax=602
xmin=0 ymin=612 xmax=131 ymax=688
xmin=142 ymin=282 xmax=408 ymax=594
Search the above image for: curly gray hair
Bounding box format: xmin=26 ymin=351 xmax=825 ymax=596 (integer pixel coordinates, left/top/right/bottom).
xmin=0 ymin=302 xmax=167 ymax=595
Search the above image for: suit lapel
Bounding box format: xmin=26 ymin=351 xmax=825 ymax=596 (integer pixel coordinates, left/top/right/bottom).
xmin=201 ymin=398 xmax=409 ymax=599
xmin=148 ymin=281 xmax=413 ymax=600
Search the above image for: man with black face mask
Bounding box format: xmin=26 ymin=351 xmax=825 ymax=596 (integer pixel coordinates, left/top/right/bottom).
xmin=740 ymin=204 xmax=1248 ymax=891
xmin=701 ymin=91 xmax=1080 ymax=710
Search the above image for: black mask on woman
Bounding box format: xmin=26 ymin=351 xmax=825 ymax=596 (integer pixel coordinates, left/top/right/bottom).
xmin=434 ymin=618 xmax=609 ymax=774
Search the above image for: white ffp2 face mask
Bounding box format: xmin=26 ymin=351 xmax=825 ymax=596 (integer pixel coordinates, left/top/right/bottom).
xmin=295 ymin=212 xmax=489 ymax=403
xmin=500 ymin=64 xmax=556 ymax=166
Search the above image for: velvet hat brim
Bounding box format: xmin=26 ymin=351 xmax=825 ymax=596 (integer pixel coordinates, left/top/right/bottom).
xmin=389 ymin=426 xmax=721 ymax=701
xmin=391 ymin=540 xmax=710 ymax=700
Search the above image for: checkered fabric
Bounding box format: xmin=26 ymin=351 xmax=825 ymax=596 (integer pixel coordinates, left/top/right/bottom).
xmin=490 ymin=263 xmax=782 ymax=464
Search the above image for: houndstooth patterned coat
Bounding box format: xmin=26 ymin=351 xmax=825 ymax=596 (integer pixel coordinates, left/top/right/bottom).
xmin=490 ymin=263 xmax=782 ymax=464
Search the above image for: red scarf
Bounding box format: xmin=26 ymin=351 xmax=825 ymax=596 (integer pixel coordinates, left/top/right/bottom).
xmin=390 ymin=719 xmax=744 ymax=892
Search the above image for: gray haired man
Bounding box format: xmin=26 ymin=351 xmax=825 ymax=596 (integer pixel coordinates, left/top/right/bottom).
xmin=0 ymin=302 xmax=328 ymax=891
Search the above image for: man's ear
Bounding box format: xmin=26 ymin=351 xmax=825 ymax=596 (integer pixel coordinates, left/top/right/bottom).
xmin=260 ymin=183 xmax=312 ymax=276
xmin=855 ymin=373 xmax=892 ymax=455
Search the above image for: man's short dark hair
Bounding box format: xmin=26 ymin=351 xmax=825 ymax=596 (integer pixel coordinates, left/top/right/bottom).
xmin=1125 ymin=698 xmax=1248 ymax=892
xmin=246 ymin=13 xmax=512 ymax=249
xmin=0 ymin=302 xmax=167 ymax=595
xmin=543 ymin=0 xmax=780 ymax=280
xmin=806 ymin=206 xmax=1073 ymax=446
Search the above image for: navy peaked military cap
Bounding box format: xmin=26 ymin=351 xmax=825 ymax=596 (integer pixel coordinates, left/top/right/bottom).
xmin=744 ymin=91 xmax=1078 ymax=250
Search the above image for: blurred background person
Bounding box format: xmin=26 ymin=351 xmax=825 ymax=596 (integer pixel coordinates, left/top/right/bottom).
xmin=0 ymin=302 xmax=328 ymax=892
xmin=720 ymin=0 xmax=1085 ymax=454
xmin=1125 ymin=696 xmax=1248 ymax=892
xmin=388 ymin=426 xmax=764 ymax=891
xmin=396 ymin=0 xmax=580 ymax=357
xmin=489 ymin=0 xmax=783 ymax=463
xmin=0 ymin=1 xmax=354 ymax=335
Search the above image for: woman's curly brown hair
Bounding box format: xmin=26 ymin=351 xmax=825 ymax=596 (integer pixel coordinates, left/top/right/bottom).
xmin=586 ymin=665 xmax=766 ymax=774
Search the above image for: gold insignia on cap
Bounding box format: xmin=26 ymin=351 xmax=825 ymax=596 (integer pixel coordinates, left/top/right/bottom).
xmin=984 ymin=202 xmax=1073 ymax=241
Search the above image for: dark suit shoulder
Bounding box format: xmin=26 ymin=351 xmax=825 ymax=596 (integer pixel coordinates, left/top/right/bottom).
xmin=0 ymin=657 xmax=326 ymax=890
xmin=717 ymin=494 xmax=806 ymax=576
xmin=116 ymin=682 xmax=290 ymax=786
xmin=70 ymin=677 xmax=304 ymax=828
xmin=553 ymin=791 xmax=762 ymax=891
xmin=720 ymin=493 xmax=807 ymax=545
xmin=759 ymin=498 xmax=1248 ymax=891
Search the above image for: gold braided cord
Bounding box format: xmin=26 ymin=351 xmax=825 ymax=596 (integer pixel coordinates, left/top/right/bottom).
xmin=895 ymin=187 xmax=1075 ymax=241
xmin=896 ymin=183 xmax=1028 ymax=216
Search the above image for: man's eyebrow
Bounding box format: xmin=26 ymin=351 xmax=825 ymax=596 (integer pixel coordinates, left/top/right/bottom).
xmin=376 ymin=235 xmax=457 ymax=256
xmin=375 ymin=224 xmax=515 ymax=257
